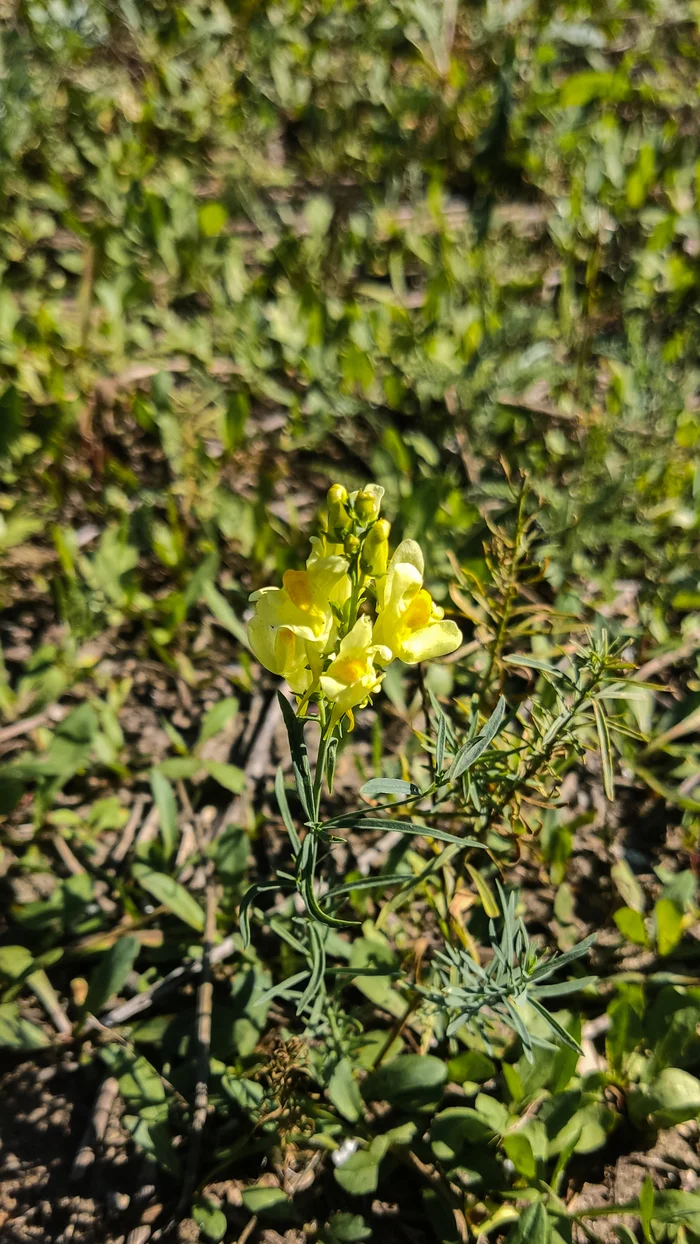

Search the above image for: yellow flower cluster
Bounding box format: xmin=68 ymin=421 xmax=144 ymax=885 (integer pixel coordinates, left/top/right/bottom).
xmin=247 ymin=485 xmax=461 ymax=727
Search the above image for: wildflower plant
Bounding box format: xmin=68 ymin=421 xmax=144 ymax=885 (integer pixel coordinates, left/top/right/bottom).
xmin=241 ymin=485 xmax=602 ymax=1056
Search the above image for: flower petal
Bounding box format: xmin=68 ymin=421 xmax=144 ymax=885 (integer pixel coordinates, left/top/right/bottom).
xmin=399 ymin=620 xmax=462 ymax=663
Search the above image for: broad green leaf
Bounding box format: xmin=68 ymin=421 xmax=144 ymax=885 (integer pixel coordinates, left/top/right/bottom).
xmin=132 ymin=863 xmax=205 ymax=931
xmin=198 ymin=697 xmax=239 ymax=746
xmin=333 ymin=1149 xmax=380 ymax=1197
xmin=430 ymin=1107 xmax=494 ymax=1162
xmin=0 ymin=1003 xmax=49 ymax=1049
xmin=503 ymin=1131 xmax=537 ymax=1179
xmin=611 ymin=860 xmax=645 ymax=913
xmin=0 ymin=945 xmax=33 ymax=980
xmin=150 ymin=770 xmax=178 ymax=858
xmin=202 ymin=580 xmax=249 ymax=647
xmin=363 ymin=1054 xmax=447 ymax=1111
xmin=327 ymin=1056 xmax=363 ymax=1123
xmin=506 ymin=1202 xmax=549 ymax=1243
xmin=204 ymin=760 xmax=246 ymax=793
xmin=655 ymin=897 xmax=683 ymax=956
xmin=85 ymin=935 xmax=140 ymax=1015
xmin=241 ymin=1186 xmax=291 ymax=1218
xmin=192 ymin=1199 xmax=227 ymax=1242
xmin=613 ymin=906 xmax=648 ymax=946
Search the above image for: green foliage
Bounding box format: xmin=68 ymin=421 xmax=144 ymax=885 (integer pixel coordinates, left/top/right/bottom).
xmin=1 ymin=2 xmax=700 ymax=1241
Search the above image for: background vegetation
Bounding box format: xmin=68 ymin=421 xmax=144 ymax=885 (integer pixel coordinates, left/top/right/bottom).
xmin=1 ymin=1 xmax=700 ymax=1242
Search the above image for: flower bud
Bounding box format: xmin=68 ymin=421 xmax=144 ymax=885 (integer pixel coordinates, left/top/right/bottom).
xmin=354 ymin=487 xmax=382 ymax=524
xmin=327 ymin=483 xmax=351 ymax=538
xmin=361 ymin=519 xmax=390 ymax=577
xmin=344 ymin=533 xmax=361 ymax=556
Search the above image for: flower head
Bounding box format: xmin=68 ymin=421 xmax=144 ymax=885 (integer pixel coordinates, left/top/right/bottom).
xmin=246 ymin=485 xmax=461 ymax=724
xmin=373 ymin=540 xmax=461 ymax=664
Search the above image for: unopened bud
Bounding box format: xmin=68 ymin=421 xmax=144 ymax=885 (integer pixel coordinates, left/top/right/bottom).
xmin=361 ymin=519 xmax=390 ymax=577
xmin=344 ymin=533 xmax=361 ymax=556
xmin=354 ymin=487 xmax=382 ymax=524
xmin=327 ymin=483 xmax=351 ymax=538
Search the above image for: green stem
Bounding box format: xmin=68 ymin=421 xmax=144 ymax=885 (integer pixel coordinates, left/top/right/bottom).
xmin=312 ymin=701 xmax=329 ymax=821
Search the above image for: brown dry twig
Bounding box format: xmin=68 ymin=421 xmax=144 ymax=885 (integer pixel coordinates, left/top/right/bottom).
xmin=70 ymin=1075 xmax=119 ymax=1181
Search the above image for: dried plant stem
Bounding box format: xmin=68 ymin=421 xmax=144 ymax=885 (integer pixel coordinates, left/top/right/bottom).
xmin=70 ymin=1076 xmax=119 ymax=1180
xmin=371 ymin=994 xmax=420 ymax=1069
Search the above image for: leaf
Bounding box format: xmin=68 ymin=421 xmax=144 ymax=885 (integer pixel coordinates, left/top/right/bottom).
xmin=503 ymin=1131 xmax=537 ymax=1180
xmin=446 ymin=1050 xmax=495 ymax=1085
xmin=614 ymin=906 xmax=648 ymax=947
xmin=655 ymin=897 xmax=683 ymax=957
xmin=611 ymin=860 xmax=645 ymax=913
xmin=359 ymin=777 xmax=420 ymax=800
xmin=327 ymin=1057 xmax=363 ymax=1123
xmin=204 ymin=760 xmax=246 ymax=793
xmin=132 ymin=863 xmax=205 ymax=931
xmin=503 ymin=654 xmax=567 ymax=679
xmin=275 ymin=765 xmax=300 ymax=855
xmin=85 ymin=935 xmax=140 ymax=1015
xmin=506 ymin=1202 xmax=549 ymax=1243
xmin=333 ymin=1149 xmax=380 ymax=1197
xmin=605 ymin=999 xmax=643 ymax=1074
xmin=0 ymin=945 xmax=34 ymax=980
xmin=0 ymin=1002 xmax=49 ymax=1050
xmin=640 ymin=1175 xmax=654 ymax=1242
xmin=202 ymin=580 xmax=249 ymax=648
xmin=351 ymin=817 xmax=484 ymax=850
xmin=466 ymin=864 xmax=500 ymax=917
xmin=278 ymin=692 xmax=314 ymax=821
xmin=435 ymin=706 xmax=447 ymax=771
xmin=363 ymin=1054 xmax=447 ymax=1111
xmin=592 ymin=699 xmax=614 ymax=801
xmin=198 ymin=202 xmax=228 ymax=237
xmin=241 ymin=1186 xmax=291 ymax=1218
xmin=197 ymin=697 xmax=239 ymax=746
xmin=430 ymin=1107 xmax=494 ymax=1161
xmin=150 ymin=770 xmax=178 ymax=859
xmin=448 ymin=696 xmax=507 ymax=780
xmin=192 ymin=1199 xmax=227 ymax=1242
xmin=323 ymin=1212 xmax=372 ymax=1243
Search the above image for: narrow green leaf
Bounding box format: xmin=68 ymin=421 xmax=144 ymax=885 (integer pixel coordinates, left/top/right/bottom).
xmin=275 ymin=766 xmax=300 ymax=855
xmin=278 ymin=692 xmax=314 ymax=821
xmin=449 ymin=696 xmax=507 ymax=781
xmin=349 ymin=817 xmax=485 ymax=850
xmin=150 ymin=770 xmax=178 ymax=859
xmin=85 ymin=935 xmax=140 ymax=1015
xmin=359 ymin=777 xmax=420 ymax=800
xmin=592 ymin=698 xmax=615 ymax=801
xmin=466 ymin=864 xmax=500 ymax=918
xmin=202 ymin=580 xmax=249 ymax=647
xmin=503 ymin=654 xmax=567 ymax=679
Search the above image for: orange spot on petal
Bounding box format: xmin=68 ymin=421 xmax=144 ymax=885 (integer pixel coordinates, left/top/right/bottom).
xmin=403 ymin=588 xmax=433 ymax=630
xmin=283 ymin=569 xmax=313 ymax=610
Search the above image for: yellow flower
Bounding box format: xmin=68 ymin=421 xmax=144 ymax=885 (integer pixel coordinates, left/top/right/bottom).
xmin=373 ymin=539 xmax=461 ymax=664
xmin=248 ymin=543 xmax=351 ymax=691
xmin=320 ymin=616 xmax=391 ymax=728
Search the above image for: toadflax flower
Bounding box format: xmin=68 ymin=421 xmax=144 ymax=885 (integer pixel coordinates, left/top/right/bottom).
xmin=247 ymin=483 xmax=462 ymax=726
xmin=248 ymin=541 xmax=351 ymax=693
xmin=320 ymin=616 xmax=391 ymax=728
xmin=373 ymin=539 xmax=461 ymax=664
